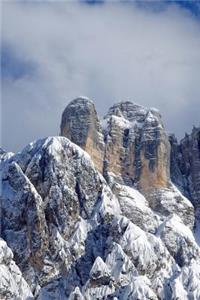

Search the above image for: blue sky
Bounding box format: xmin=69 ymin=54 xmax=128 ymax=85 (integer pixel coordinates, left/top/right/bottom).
xmin=84 ymin=0 xmax=200 ymax=16
xmin=168 ymin=1 xmax=200 ymax=17
xmin=1 ymin=0 xmax=200 ymax=151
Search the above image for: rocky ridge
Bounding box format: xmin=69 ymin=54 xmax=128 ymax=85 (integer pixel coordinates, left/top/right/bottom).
xmin=60 ymin=97 xmax=195 ymax=228
xmin=0 ymin=97 xmax=199 ymax=299
xmin=170 ymin=127 xmax=200 ymax=217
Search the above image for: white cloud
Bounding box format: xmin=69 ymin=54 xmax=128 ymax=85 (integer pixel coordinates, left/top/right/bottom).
xmin=2 ymin=1 xmax=200 ymax=151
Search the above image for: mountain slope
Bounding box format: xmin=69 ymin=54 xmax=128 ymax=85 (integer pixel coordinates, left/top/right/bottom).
xmin=0 ymin=98 xmax=200 ymax=299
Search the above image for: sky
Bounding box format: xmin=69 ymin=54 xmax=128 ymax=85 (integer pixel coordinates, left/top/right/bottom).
xmin=1 ymin=0 xmax=200 ymax=152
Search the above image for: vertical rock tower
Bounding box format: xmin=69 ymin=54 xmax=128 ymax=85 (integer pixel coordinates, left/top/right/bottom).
xmin=102 ymin=101 xmax=170 ymax=192
xmin=170 ymin=127 xmax=200 ymax=213
xmin=60 ymin=97 xmax=105 ymax=173
xmin=60 ymin=98 xmax=170 ymax=195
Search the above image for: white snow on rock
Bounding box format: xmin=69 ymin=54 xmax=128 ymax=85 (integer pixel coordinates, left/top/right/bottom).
xmin=89 ymin=256 xmax=111 ymax=280
xmin=157 ymin=214 xmax=200 ymax=266
xmin=92 ymin=184 xmax=121 ymax=223
xmin=149 ymin=184 xmax=195 ymax=229
xmin=69 ymin=217 xmax=91 ymax=259
xmin=69 ymin=286 xmax=85 ymax=300
xmin=115 ymin=217 xmax=172 ymax=277
xmin=112 ymin=183 xmax=159 ymax=232
xmin=0 ymin=134 xmax=200 ymax=299
xmin=105 ymin=242 xmax=137 ymax=284
xmin=171 ymin=259 xmax=200 ymax=300
xmin=119 ymin=276 xmax=158 ymax=300
xmin=0 ymin=238 xmax=33 ymax=300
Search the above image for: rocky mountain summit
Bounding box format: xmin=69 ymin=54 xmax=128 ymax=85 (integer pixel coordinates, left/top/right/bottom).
xmin=61 ymin=99 xmax=170 ymax=193
xmin=0 ymin=97 xmax=200 ymax=299
xmin=60 ymin=98 xmax=195 ymax=228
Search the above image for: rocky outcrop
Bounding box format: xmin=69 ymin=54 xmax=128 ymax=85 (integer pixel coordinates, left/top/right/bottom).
xmin=102 ymin=102 xmax=170 ymax=193
xmin=60 ymin=99 xmax=170 ymax=194
xmin=0 ymin=238 xmax=33 ymax=300
xmin=60 ymin=98 xmax=194 ymax=228
xmin=1 ymin=160 xmax=48 ymax=292
xmin=1 ymin=99 xmax=199 ymax=299
xmin=60 ymin=97 xmax=105 ymax=173
xmin=170 ymin=127 xmax=200 ymax=214
xmin=1 ymin=135 xmax=199 ymax=299
xmin=0 ymin=137 xmax=120 ymax=297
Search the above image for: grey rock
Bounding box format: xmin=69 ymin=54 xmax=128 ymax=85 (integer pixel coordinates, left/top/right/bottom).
xmin=170 ymin=127 xmax=200 ymax=215
xmin=0 ymin=238 xmax=33 ymax=300
xmin=0 ymin=136 xmax=120 ymax=298
xmin=61 ymin=98 xmax=195 ymax=229
xmin=60 ymin=97 xmax=105 ymax=173
xmin=1 ymin=99 xmax=200 ymax=300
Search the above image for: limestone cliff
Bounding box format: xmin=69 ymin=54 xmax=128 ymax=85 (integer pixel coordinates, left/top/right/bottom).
xmin=170 ymin=127 xmax=200 ymax=215
xmin=61 ymin=99 xmax=170 ymax=194
xmin=60 ymin=97 xmax=104 ymax=173
xmin=102 ymin=101 xmax=170 ymax=193
xmin=60 ymin=98 xmax=194 ymax=228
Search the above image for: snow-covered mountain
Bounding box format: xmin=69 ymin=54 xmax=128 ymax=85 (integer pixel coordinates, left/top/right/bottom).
xmin=0 ymin=97 xmax=200 ymax=299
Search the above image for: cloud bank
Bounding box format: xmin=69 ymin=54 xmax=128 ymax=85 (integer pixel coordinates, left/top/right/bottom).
xmin=2 ymin=1 xmax=200 ymax=151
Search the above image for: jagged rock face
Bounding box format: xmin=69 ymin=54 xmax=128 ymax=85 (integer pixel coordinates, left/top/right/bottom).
xmin=0 ymin=137 xmax=120 ymax=296
xmin=1 ymin=136 xmax=200 ymax=300
xmin=0 ymin=238 xmax=33 ymax=300
xmin=169 ymin=134 xmax=186 ymax=194
xmin=60 ymin=99 xmax=170 ymax=194
xmin=1 ymin=99 xmax=200 ymax=299
xmin=60 ymin=97 xmax=105 ymax=173
xmin=1 ymin=161 xmax=47 ymax=291
xmin=170 ymin=127 xmax=200 ymax=212
xmin=103 ymin=101 xmax=170 ymax=193
xmin=60 ymin=99 xmax=194 ymax=228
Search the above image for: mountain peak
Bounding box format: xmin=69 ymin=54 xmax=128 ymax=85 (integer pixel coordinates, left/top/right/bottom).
xmin=1 ymin=98 xmax=200 ymax=300
xmin=60 ymin=97 xmax=105 ymax=172
xmin=61 ymin=98 xmax=169 ymax=194
xmin=105 ymin=100 xmax=148 ymax=122
xmin=66 ymin=96 xmax=94 ymax=106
